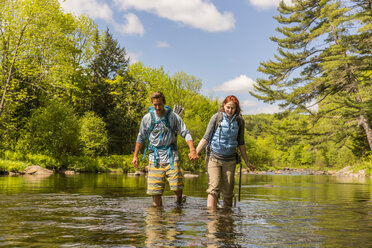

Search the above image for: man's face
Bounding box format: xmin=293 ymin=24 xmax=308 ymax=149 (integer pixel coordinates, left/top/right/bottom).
xmin=152 ymin=98 xmax=165 ymax=116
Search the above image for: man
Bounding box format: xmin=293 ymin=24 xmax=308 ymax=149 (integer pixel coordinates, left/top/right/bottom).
xmin=132 ymin=91 xmax=198 ymax=207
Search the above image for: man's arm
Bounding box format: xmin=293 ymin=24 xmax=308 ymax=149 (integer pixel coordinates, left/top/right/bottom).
xmin=132 ymin=115 xmax=149 ymax=168
xmin=132 ymin=142 xmax=143 ymax=168
xmin=172 ymin=113 xmax=198 ymax=160
xmin=187 ymin=140 xmax=198 ymax=161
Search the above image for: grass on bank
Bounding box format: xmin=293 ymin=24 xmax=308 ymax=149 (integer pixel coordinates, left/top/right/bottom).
xmin=0 ymin=159 xmax=30 ymax=173
xmin=0 ymin=150 xmax=144 ymax=173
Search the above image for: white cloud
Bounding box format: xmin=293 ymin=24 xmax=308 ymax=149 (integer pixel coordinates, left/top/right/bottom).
xmin=115 ymin=13 xmax=145 ymax=36
xmin=213 ymin=75 xmax=256 ymax=93
xmin=248 ymin=0 xmax=293 ymax=10
xmin=59 ymin=0 xmax=113 ymax=21
xmin=114 ymin=0 xmax=235 ymax=32
xmin=156 ymin=41 xmax=170 ymax=48
xmin=247 ymin=104 xmax=281 ymax=114
xmin=127 ymin=51 xmax=142 ymax=63
xmin=240 ymin=99 xmax=258 ymax=113
xmin=60 ymin=1 xmax=144 ymax=36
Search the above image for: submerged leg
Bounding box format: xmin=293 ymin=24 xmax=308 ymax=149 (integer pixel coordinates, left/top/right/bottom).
xmin=207 ymin=194 xmax=218 ymax=209
xmin=223 ymin=197 xmax=233 ymax=208
xmin=174 ymin=189 xmax=184 ymax=204
xmin=152 ymin=195 xmax=162 ymax=207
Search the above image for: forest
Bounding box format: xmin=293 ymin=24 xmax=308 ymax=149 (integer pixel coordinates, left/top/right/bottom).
xmin=0 ymin=0 xmax=371 ymax=174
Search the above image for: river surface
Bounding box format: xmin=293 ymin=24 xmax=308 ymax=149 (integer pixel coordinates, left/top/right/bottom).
xmin=0 ymin=173 xmax=371 ymax=247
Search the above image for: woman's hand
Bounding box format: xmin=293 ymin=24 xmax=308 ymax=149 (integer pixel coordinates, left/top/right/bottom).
xmin=246 ymin=161 xmax=256 ymax=171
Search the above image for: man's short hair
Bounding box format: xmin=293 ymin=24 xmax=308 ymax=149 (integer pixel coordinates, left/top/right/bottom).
xmin=151 ymin=91 xmax=166 ymax=104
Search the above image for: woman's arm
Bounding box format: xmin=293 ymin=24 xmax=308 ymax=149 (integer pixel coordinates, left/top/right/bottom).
xmin=196 ymin=138 xmax=208 ymax=155
xmin=196 ymin=114 xmax=218 ymax=155
xmin=239 ymin=145 xmax=256 ymax=170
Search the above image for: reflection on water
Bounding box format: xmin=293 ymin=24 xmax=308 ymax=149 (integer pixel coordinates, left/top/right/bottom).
xmin=145 ymin=207 xmax=183 ymax=247
xmin=0 ymin=173 xmax=371 ymax=247
xmin=206 ymin=209 xmax=240 ymax=248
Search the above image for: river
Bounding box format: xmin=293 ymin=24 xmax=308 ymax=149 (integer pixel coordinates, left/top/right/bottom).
xmin=0 ymin=173 xmax=371 ymax=247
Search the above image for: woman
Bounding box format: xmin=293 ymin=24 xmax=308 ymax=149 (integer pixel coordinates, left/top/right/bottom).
xmin=196 ymin=95 xmax=256 ymax=209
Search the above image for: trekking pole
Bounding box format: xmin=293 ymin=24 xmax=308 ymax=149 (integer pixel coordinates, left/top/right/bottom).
xmin=237 ymin=154 xmax=242 ymax=202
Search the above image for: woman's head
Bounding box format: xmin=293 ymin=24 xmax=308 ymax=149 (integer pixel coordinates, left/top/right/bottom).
xmin=220 ymin=95 xmax=241 ymax=117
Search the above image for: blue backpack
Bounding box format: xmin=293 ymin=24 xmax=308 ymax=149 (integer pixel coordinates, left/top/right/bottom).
xmin=142 ymin=106 xmax=177 ymax=168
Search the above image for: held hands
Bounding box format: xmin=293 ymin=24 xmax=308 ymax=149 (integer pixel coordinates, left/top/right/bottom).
xmin=188 ymin=150 xmax=199 ymax=161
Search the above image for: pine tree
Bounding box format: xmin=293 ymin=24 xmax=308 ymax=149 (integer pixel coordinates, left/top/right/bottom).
xmin=252 ymin=0 xmax=372 ymax=151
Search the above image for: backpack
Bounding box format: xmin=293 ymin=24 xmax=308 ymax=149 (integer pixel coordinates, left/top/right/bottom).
xmin=142 ymin=105 xmax=177 ymax=168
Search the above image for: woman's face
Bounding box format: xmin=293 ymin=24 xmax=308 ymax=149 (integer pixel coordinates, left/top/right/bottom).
xmin=224 ymin=101 xmax=236 ymax=118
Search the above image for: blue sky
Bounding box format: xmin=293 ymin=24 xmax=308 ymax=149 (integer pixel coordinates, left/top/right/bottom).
xmin=60 ymin=0 xmax=293 ymax=114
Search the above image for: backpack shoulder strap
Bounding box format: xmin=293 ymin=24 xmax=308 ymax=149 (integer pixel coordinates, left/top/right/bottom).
xmin=210 ymin=111 xmax=223 ymax=143
xmin=147 ymin=106 xmax=156 ymax=131
xmin=213 ymin=111 xmax=223 ymax=134
xmin=164 ymin=106 xmax=173 ymax=130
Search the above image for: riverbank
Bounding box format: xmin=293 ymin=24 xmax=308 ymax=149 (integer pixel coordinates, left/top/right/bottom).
xmin=244 ymin=166 xmax=370 ymax=177
xmin=0 ymin=153 xmax=138 ymax=175
xmin=1 ymin=164 xmax=371 ymax=178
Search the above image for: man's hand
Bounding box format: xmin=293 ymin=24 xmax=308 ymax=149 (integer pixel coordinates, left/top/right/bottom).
xmin=188 ymin=150 xmax=198 ymax=161
xmin=132 ymin=156 xmax=138 ymax=168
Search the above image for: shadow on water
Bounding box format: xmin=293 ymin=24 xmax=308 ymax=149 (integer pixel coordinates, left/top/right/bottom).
xmin=0 ymin=173 xmax=371 ymax=247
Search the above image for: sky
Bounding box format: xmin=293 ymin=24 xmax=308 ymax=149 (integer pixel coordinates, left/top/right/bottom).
xmin=59 ymin=0 xmax=293 ymax=115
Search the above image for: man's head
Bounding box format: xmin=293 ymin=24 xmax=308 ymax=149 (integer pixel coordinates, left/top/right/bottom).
xmin=151 ymin=91 xmax=166 ymax=116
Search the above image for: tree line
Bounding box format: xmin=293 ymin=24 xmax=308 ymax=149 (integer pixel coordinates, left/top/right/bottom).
xmin=0 ymin=0 xmax=371 ymax=173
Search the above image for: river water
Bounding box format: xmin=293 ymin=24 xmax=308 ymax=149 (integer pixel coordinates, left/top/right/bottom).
xmin=0 ymin=173 xmax=371 ymax=247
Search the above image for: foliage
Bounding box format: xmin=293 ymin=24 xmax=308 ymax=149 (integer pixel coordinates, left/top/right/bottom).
xmin=0 ymin=159 xmax=29 ymax=173
xmin=80 ymin=112 xmax=108 ymax=157
xmin=107 ymin=67 xmax=148 ymax=154
xmin=98 ymin=154 xmax=144 ymax=173
xmin=24 ymin=153 xmax=60 ymax=170
xmin=252 ymin=0 xmax=372 ymax=151
xmin=0 ymin=0 xmax=370 ymax=174
xmin=2 ymin=150 xmax=25 ymax=162
xmin=62 ymin=156 xmax=102 ymax=172
xmin=18 ymin=100 xmax=80 ymax=158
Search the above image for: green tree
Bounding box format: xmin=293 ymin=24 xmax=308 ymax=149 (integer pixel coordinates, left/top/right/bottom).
xmin=252 ymin=0 xmax=372 ymax=151
xmin=108 ymin=71 xmax=148 ymax=154
xmin=0 ymin=0 xmax=98 ymax=150
xmin=19 ymin=100 xmax=80 ymax=158
xmin=80 ymin=112 xmax=108 ymax=157
xmin=86 ymin=28 xmax=129 ymax=119
xmin=0 ymin=0 xmax=82 ymax=116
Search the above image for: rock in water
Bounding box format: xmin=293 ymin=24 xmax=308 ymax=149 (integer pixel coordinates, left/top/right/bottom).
xmin=184 ymin=173 xmax=199 ymax=178
xmin=23 ymin=165 xmax=53 ymax=175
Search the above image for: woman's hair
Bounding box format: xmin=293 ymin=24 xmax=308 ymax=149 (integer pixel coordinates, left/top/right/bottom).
xmin=219 ymin=95 xmax=241 ymax=116
xmin=151 ymin=91 xmax=166 ymax=104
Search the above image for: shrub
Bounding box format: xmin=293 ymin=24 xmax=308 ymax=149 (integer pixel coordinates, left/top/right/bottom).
xmin=62 ymin=156 xmax=102 ymax=172
xmin=79 ymin=112 xmax=108 ymax=157
xmin=3 ymin=150 xmax=25 ymax=161
xmin=25 ymin=153 xmax=60 ymax=170
xmin=0 ymin=159 xmax=29 ymax=173
xmin=19 ymin=100 xmax=80 ymax=159
xmin=98 ymin=154 xmax=140 ymax=173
